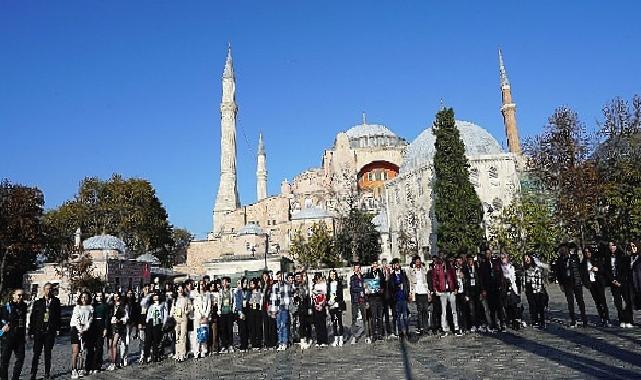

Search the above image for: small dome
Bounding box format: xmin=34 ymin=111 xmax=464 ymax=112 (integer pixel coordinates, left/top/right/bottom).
xmin=136 ymin=253 xmax=160 ymax=265
xmin=83 ymin=234 xmax=126 ymax=253
xmin=238 ymin=223 xmax=264 ymax=236
xmin=400 ymin=120 xmax=503 ymax=173
xmin=291 ymin=207 xmax=333 ymax=220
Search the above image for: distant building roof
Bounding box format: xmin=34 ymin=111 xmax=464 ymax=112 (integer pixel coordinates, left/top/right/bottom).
xmin=83 ymin=234 xmax=126 ymax=253
xmin=136 ymin=253 xmax=160 ymax=265
xmin=291 ymin=207 xmax=334 ymax=220
xmin=238 ymin=223 xmax=264 ymax=235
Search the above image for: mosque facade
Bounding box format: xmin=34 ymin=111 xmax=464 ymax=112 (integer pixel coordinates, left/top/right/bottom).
xmin=184 ymin=48 xmax=522 ymax=274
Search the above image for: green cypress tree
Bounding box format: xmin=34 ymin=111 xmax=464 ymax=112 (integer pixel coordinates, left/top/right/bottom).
xmin=432 ymin=108 xmax=484 ymax=257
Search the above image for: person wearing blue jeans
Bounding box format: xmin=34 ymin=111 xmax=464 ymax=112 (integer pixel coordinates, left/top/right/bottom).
xmin=277 ymin=309 xmax=289 ymax=348
xmin=275 ymin=272 xmax=293 ymax=350
xmin=388 ymin=258 xmax=410 ymax=337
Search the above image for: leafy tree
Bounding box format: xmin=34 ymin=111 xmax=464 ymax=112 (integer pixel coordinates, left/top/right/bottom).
xmin=525 ymin=107 xmax=599 ymax=246
xmin=44 ymin=174 xmax=175 ymax=266
xmin=396 ymin=229 xmax=414 ymax=265
xmin=432 ymin=108 xmax=484 ymax=257
xmin=288 ymin=222 xmax=339 ymax=269
xmin=594 ymin=95 xmax=641 ymax=242
xmin=171 ymin=228 xmax=194 ymax=265
xmin=0 ymin=180 xmax=45 ymax=295
xmin=493 ymin=192 xmax=560 ymax=263
xmin=334 ymin=207 xmax=381 ymax=265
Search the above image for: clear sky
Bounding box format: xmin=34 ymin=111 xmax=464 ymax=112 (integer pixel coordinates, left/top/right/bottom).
xmin=2 ymin=1 xmax=640 ymax=239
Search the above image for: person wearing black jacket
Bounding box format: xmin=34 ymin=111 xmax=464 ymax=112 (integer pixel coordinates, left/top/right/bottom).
xmin=0 ymin=288 xmax=28 ymax=380
xmin=365 ymin=262 xmax=386 ymax=341
xmin=388 ymin=258 xmax=410 ymax=337
xmin=478 ymin=248 xmax=498 ymax=331
xmin=29 ymin=283 xmax=61 ymax=380
xmin=349 ymin=263 xmax=370 ymax=344
xmin=463 ymin=255 xmax=482 ymax=332
xmin=580 ymin=247 xmax=610 ymax=327
xmin=554 ymin=244 xmax=587 ymax=327
xmin=327 ymin=269 xmax=345 ymax=346
xmin=603 ymin=241 xmax=633 ymax=327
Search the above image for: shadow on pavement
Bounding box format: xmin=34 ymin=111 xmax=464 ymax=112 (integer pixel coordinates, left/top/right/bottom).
xmin=488 ymin=331 xmax=640 ymax=379
xmin=399 ymin=337 xmax=413 ymax=380
xmin=545 ymin=327 xmax=641 ymax=369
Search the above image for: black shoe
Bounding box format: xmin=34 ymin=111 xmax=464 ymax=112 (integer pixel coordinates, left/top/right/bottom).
xmin=569 ymin=321 xmax=577 ymax=328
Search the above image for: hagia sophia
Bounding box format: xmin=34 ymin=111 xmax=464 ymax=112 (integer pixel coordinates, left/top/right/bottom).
xmin=183 ymin=47 xmax=523 ymax=276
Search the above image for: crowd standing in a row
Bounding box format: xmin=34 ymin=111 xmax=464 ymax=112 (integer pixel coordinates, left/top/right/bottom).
xmin=1 ymin=240 xmax=640 ymax=380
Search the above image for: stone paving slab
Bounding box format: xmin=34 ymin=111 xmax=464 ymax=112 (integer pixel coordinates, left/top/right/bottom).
xmin=5 ymin=287 xmax=641 ymax=379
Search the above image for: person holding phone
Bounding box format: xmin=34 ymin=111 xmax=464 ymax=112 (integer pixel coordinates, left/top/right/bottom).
xmin=0 ymin=289 xmax=28 ymax=380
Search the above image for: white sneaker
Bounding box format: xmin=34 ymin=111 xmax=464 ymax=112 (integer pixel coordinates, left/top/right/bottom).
xmin=620 ymin=322 xmax=626 ymax=328
xmin=626 ymin=323 xmax=633 ymax=328
xmin=228 ymin=346 xmax=235 ymax=353
xmin=365 ymin=337 xmax=372 ymax=344
xmin=338 ymin=337 xmax=343 ymax=346
xmin=350 ymin=337 xmax=356 ymax=345
xmin=470 ymin=327 xmax=477 ymax=333
xmin=71 ymin=370 xmax=79 ymax=379
xmin=107 ymin=364 xmax=116 ymax=371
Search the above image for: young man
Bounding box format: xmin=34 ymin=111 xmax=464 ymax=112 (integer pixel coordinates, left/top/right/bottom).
xmin=296 ymin=271 xmax=313 ymax=348
xmin=604 ymin=241 xmax=633 ymax=327
xmin=432 ymin=256 xmax=461 ymax=336
xmin=409 ymin=256 xmax=431 ymax=335
xmin=388 ymin=258 xmax=411 ymax=338
xmin=349 ymin=262 xmax=370 ymax=344
xmin=365 ymin=261 xmax=386 ymax=341
xmin=218 ymin=277 xmax=234 ymax=353
xmin=580 ymin=248 xmax=610 ymax=327
xmin=29 ymin=283 xmax=61 ymax=380
xmin=463 ymin=255 xmax=481 ymax=332
xmin=380 ymin=258 xmax=393 ymax=337
xmin=554 ymin=244 xmax=588 ymax=327
xmin=1 ymin=289 xmax=28 ymax=380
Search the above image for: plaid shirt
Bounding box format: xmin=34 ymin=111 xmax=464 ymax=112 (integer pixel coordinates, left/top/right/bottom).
xmin=268 ymin=282 xmax=294 ymax=313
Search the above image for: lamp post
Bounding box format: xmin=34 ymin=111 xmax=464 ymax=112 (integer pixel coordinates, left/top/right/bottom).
xmin=264 ymin=233 xmax=269 ymax=270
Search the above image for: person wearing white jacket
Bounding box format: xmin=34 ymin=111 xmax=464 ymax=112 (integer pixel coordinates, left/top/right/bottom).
xmin=70 ymin=292 xmax=93 ymax=379
xmin=145 ymin=293 xmax=167 ymax=363
xmin=501 ymin=254 xmax=522 ymax=329
xmin=191 ymin=282 xmax=211 ymax=358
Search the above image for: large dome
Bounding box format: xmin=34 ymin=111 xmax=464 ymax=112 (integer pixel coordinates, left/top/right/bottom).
xmin=341 ymin=123 xmax=406 ymax=149
xmin=400 ymin=120 xmax=503 ymax=173
xmin=83 ymin=234 xmax=127 ymax=253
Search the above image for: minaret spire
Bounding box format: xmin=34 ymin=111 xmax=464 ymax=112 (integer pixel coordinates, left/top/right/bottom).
xmin=256 ymin=133 xmax=267 ymax=202
xmin=498 ymin=49 xmax=510 ymax=87
xmin=498 ymin=49 xmax=522 ymax=156
xmin=213 ymin=45 xmax=240 ymax=235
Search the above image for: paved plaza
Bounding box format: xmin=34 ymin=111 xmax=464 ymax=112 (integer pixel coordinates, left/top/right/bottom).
xmin=9 ymin=287 xmax=641 ymax=380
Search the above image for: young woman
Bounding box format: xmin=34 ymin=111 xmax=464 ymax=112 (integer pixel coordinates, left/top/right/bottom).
xmin=172 ymin=284 xmax=192 ymax=362
xmin=523 ymin=254 xmax=547 ymax=328
xmin=192 ymin=281 xmax=211 ymax=358
xmin=145 ymin=292 xmax=167 ymax=362
xmin=108 ymin=292 xmax=128 ymax=370
xmin=86 ymin=292 xmax=108 ymax=374
xmin=233 ymin=277 xmax=250 ymax=351
xmin=312 ymin=273 xmax=329 ymax=346
xmin=327 ymin=269 xmax=344 ymax=346
xmin=247 ymin=278 xmax=263 ymax=349
xmin=121 ymin=289 xmax=136 ymax=367
xmin=218 ymin=277 xmax=235 ymax=353
xmin=580 ymin=248 xmax=610 ymax=326
xmin=208 ymin=280 xmax=220 ymax=355
xmin=501 ymin=254 xmax=521 ymax=330
xmin=70 ymin=291 xmax=93 ymax=379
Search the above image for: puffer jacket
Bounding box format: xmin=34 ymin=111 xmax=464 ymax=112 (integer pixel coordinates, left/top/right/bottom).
xmin=432 ymin=261 xmax=458 ymax=293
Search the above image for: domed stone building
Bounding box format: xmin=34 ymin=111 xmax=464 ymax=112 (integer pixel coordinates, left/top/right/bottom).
xmin=184 ymin=48 xmax=524 ymax=274
xmin=382 ymin=120 xmax=520 ymax=259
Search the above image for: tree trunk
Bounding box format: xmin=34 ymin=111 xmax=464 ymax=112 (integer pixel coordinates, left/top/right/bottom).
xmin=0 ymin=246 xmax=9 ymax=296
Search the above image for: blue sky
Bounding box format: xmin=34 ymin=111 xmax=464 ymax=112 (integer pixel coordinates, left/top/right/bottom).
xmin=2 ymin=1 xmax=640 ymax=239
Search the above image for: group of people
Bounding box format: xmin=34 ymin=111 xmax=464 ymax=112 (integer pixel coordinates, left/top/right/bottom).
xmin=555 ymin=240 xmax=641 ymax=328
xmin=1 ymin=240 xmax=640 ymax=380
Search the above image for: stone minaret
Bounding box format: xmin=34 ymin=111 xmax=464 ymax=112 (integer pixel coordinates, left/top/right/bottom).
xmin=256 ymin=133 xmax=267 ymax=201
xmin=499 ymin=49 xmax=522 ymax=156
xmin=212 ymin=45 xmax=240 ymax=235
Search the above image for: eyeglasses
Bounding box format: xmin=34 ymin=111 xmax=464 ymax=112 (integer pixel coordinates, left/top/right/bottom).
xmin=15 ymin=294 xmax=24 ymax=297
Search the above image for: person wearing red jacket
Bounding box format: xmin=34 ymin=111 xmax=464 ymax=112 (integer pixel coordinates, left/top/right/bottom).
xmin=432 ymin=256 xmax=461 ymax=336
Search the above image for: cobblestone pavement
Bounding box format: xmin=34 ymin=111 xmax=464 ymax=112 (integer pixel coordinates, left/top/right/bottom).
xmin=8 ymin=287 xmax=641 ymax=379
